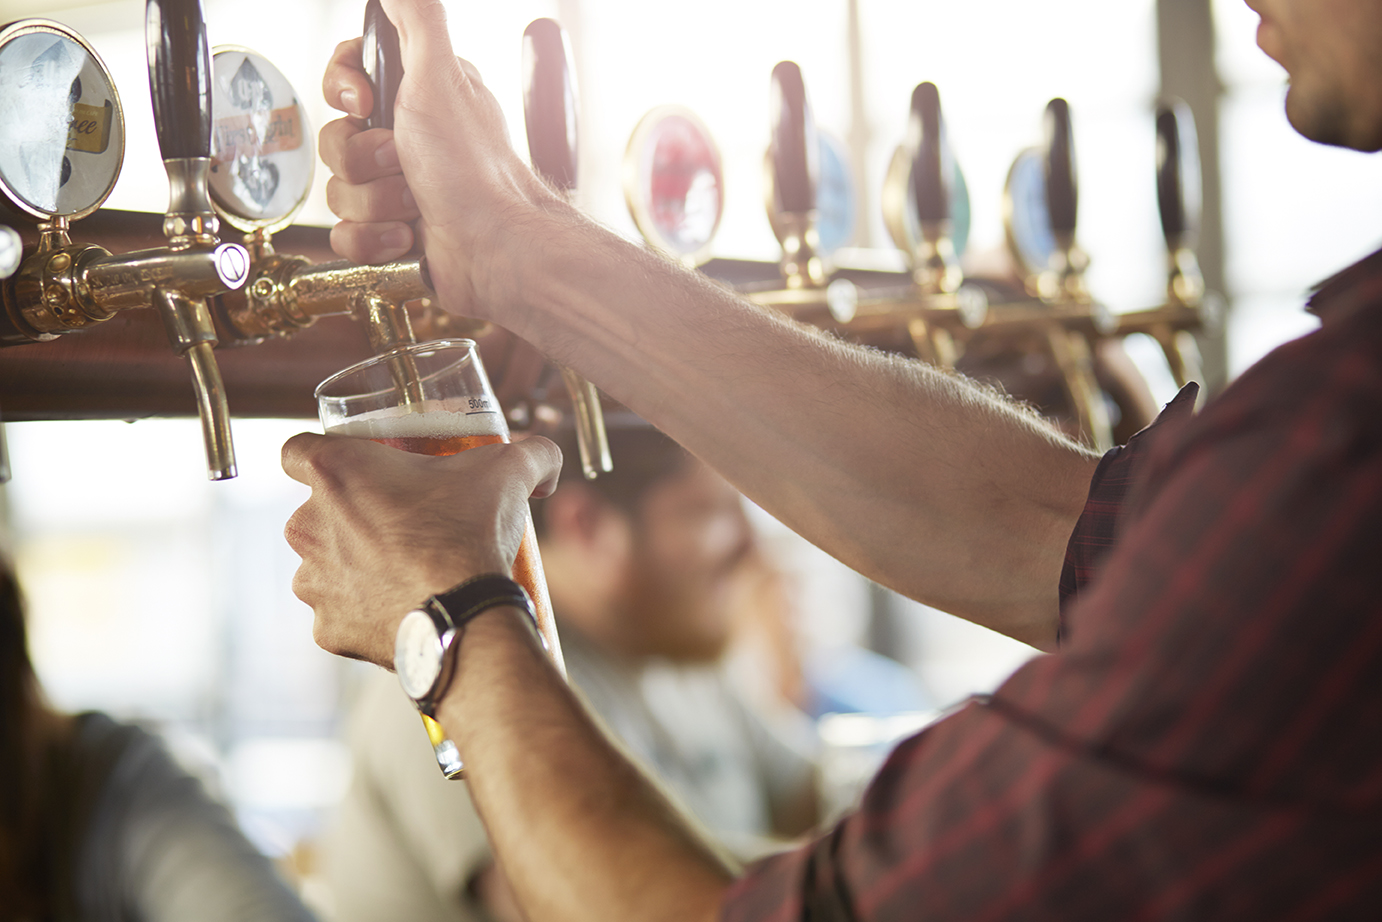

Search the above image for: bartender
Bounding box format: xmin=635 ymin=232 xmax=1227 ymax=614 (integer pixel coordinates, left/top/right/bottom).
xmin=285 ymin=0 xmax=1382 ymax=917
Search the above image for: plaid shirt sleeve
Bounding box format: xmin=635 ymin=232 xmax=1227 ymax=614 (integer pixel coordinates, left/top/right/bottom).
xmin=720 ymin=262 xmax=1382 ymax=919
xmin=1056 ymin=383 xmax=1199 ymax=640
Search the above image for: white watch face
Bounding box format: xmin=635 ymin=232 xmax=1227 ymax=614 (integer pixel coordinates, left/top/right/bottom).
xmin=395 ymin=609 xmax=444 ymax=700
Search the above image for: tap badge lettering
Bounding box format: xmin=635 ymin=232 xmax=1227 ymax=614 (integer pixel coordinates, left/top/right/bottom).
xmin=67 ymin=99 xmax=115 ymax=155
xmin=212 ymin=58 xmax=302 ymax=206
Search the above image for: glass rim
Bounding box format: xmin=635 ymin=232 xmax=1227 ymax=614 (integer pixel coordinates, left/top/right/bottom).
xmin=313 ymin=338 xmax=479 ymax=402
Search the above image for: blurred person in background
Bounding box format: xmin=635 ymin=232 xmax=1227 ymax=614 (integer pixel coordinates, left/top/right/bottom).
xmin=0 ymin=559 xmax=316 ymax=922
xmin=320 ymin=424 xmax=817 ymax=922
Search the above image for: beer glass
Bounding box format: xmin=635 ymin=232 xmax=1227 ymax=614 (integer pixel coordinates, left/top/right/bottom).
xmin=316 ymin=339 xmax=566 ymax=778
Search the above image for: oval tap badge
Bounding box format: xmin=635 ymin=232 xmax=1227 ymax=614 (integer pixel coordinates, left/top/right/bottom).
xmin=624 ymin=106 xmax=724 ymax=267
xmin=209 ymin=47 xmax=314 ymax=232
xmin=1003 ymin=148 xmax=1057 ymax=278
xmin=0 ymin=19 xmax=125 ymax=220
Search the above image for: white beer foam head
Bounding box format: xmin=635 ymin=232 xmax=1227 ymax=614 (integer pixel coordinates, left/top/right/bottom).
xmin=327 ymin=399 xmax=507 ymax=441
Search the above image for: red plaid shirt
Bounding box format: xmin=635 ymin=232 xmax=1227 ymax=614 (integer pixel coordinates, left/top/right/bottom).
xmin=722 ymin=247 xmax=1382 ymax=920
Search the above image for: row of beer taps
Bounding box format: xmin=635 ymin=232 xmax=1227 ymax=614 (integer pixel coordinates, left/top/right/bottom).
xmin=738 ymin=65 xmax=1214 ymax=451
xmin=0 ymin=0 xmax=610 ymax=485
xmin=0 ymin=0 xmax=1215 ymax=485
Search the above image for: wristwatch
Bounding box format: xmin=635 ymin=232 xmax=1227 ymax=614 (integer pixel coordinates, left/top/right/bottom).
xmin=393 ymin=574 xmax=537 ymax=717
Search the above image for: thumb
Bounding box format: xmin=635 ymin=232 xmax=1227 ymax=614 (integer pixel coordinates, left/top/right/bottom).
xmin=511 ymin=436 xmax=564 ymax=499
xmin=378 ymin=0 xmax=466 ymax=87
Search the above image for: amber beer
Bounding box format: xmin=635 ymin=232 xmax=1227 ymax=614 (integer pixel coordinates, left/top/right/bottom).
xmin=316 ymin=340 xmax=566 ymax=779
xmin=326 ymin=405 xmax=561 ymax=660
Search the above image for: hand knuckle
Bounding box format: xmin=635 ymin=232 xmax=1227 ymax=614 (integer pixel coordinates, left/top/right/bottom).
xmin=324 ymin=177 xmax=346 ymax=217
xmin=330 ymin=224 xmax=368 ymax=263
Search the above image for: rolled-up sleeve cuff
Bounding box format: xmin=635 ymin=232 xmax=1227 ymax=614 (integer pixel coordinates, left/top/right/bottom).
xmin=1056 ymin=382 xmax=1199 ymax=640
xmin=722 ymin=829 xmax=862 ymax=922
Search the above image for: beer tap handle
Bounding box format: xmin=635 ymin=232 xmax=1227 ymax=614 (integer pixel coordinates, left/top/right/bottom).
xmin=147 ymin=0 xmax=212 ymax=162
xmin=1156 ymin=98 xmax=1205 ymax=305
xmin=767 ymin=61 xmax=826 ymax=289
xmin=146 ymin=0 xmax=221 ymax=247
xmin=769 ymin=61 xmax=817 ymax=218
xmin=523 ymin=18 xmax=577 ymax=194
xmin=910 ymin=82 xmax=948 ymax=225
xmin=1043 ymin=98 xmax=1078 ymax=249
xmin=1156 ymin=102 xmax=1197 ymax=246
xmin=1037 ymin=98 xmax=1104 ymax=445
xmin=892 ymin=82 xmax=961 ymax=294
xmin=523 ymin=17 xmax=611 ymax=479
xmin=146 ymin=0 xmax=241 ymax=479
xmin=364 ymin=0 xmax=403 ymax=132
xmin=357 ymin=0 xmax=427 ymax=408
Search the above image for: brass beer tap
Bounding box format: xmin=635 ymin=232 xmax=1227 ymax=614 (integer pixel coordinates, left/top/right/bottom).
xmin=879 ymin=81 xmax=983 ymax=366
xmin=1045 ymin=98 xmax=1214 ymax=394
xmin=1127 ymin=98 xmax=1212 ymax=392
xmin=1039 ymin=99 xmax=1089 ymax=304
xmin=886 ymin=83 xmax=964 ymax=297
xmin=214 ymin=8 xmax=611 ymax=473
xmin=209 ymin=6 xmax=441 ymax=373
xmin=750 ymin=75 xmax=984 ymax=368
xmin=997 ymin=98 xmax=1110 ymax=449
xmin=0 ymin=9 xmax=250 ymax=480
xmin=765 ymin=61 xmax=827 ymax=292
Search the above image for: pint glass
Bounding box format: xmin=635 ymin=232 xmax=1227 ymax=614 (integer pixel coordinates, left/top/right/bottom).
xmin=315 ymin=339 xmax=566 ymax=778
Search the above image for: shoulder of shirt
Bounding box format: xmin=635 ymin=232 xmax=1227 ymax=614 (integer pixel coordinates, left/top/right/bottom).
xmin=1306 ymin=244 xmax=1382 ymax=319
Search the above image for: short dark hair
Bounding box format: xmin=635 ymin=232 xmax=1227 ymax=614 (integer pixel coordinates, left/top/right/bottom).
xmin=531 ymin=425 xmax=695 ymax=538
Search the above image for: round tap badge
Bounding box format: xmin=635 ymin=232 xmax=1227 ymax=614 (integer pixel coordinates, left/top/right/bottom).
xmin=904 ymin=158 xmax=973 ymax=260
xmin=815 ymin=131 xmax=856 ymax=259
xmin=884 ymin=145 xmax=971 ymax=262
xmin=949 ymin=161 xmax=971 ymax=259
xmin=0 ymin=20 xmax=124 ymax=221
xmin=1003 ymin=147 xmax=1057 ymax=277
xmin=209 ymin=48 xmax=313 ymax=232
xmin=624 ymin=106 xmax=723 ymax=266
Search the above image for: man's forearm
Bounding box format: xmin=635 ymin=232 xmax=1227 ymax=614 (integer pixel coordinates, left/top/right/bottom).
xmin=482 ymin=206 xmax=1101 ymax=647
xmin=442 ymin=607 xmax=735 ymax=922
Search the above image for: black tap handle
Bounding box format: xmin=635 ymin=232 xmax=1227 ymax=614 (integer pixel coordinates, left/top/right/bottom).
xmin=1156 ymin=98 xmax=1201 ymax=247
xmin=910 ymin=82 xmax=950 ymax=224
xmin=145 ymin=0 xmax=212 ymax=160
xmin=769 ymin=61 xmax=817 ymax=216
xmin=1043 ymin=97 xmax=1078 ymax=238
xmin=523 ymin=19 xmax=578 ymax=194
xmin=364 ymin=0 xmax=403 ymax=131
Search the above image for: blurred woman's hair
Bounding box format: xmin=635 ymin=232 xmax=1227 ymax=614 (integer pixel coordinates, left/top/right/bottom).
xmin=0 ymin=561 xmax=61 ymax=919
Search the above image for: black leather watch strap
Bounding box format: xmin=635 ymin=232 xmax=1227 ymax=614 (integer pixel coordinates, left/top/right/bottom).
xmin=432 ymin=574 xmax=535 ymax=629
xmin=413 ymin=574 xmax=540 ymax=716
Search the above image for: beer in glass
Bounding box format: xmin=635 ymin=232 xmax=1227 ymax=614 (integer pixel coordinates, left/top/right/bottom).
xmin=316 ymin=339 xmax=566 ymax=778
